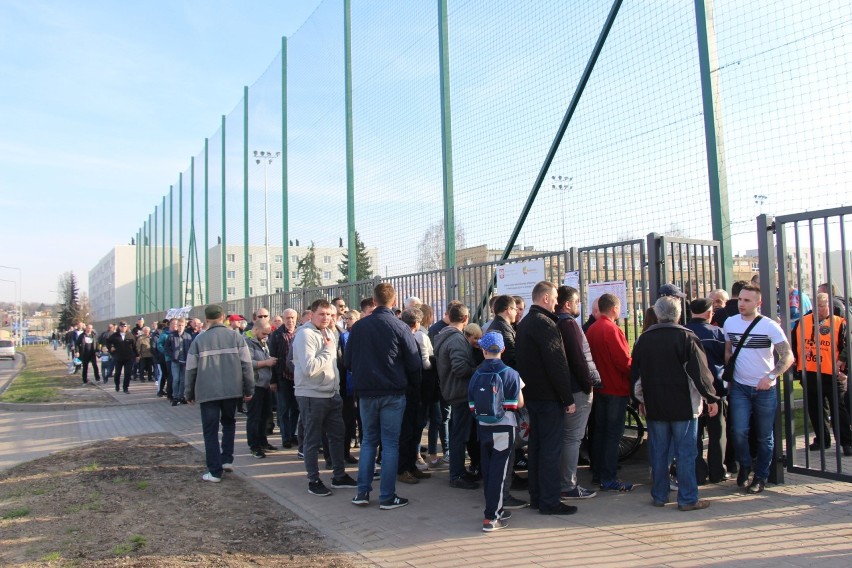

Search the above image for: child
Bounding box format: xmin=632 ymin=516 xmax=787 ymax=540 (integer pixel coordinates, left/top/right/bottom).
xmin=468 ymin=332 xmax=524 ymax=532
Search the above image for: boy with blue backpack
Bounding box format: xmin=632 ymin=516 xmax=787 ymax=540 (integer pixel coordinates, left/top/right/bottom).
xmin=468 ymin=331 xmax=524 ymax=532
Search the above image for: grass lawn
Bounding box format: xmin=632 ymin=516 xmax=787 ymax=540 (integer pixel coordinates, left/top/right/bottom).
xmin=0 ymin=346 xmax=68 ymax=403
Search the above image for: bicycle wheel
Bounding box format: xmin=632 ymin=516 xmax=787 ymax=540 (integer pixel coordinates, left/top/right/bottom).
xmin=618 ymin=404 xmax=645 ymax=461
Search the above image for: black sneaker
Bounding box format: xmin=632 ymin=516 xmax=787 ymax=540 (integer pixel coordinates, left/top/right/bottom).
xmin=297 ymin=451 xmax=304 ymax=459
xmin=344 ymin=454 xmax=359 ymax=464
xmin=352 ymin=491 xmax=370 ymax=506
xmin=331 ymin=473 xmax=358 ymax=488
xmin=539 ymin=503 xmax=578 ymax=515
xmin=262 ymin=444 xmax=278 ymax=452
xmin=308 ymin=480 xmax=332 ymax=496
xmin=736 ymin=467 xmax=752 ymax=488
xmin=282 ymin=440 xmax=293 ymax=449
xmin=379 ymin=495 xmax=409 ymax=510
xmin=250 ymin=449 xmax=267 ymax=459
xmin=449 ymin=478 xmax=479 ymax=490
xmin=502 ymin=495 xmax=529 ymax=509
xmin=843 ymin=445 xmax=852 ymax=457
xmin=498 ymin=509 xmax=512 ymax=520
xmin=747 ymin=477 xmax=766 ymax=494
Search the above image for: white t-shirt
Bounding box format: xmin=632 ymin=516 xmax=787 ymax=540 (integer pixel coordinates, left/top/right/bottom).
xmin=723 ymin=315 xmax=787 ymax=387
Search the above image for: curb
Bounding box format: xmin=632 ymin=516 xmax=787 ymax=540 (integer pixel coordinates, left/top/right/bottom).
xmin=0 ymin=351 xmax=27 ymax=397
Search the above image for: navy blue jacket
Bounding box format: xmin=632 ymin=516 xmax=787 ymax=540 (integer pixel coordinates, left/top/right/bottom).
xmin=685 ymin=318 xmax=727 ymax=396
xmin=343 ymin=306 xmax=421 ymax=397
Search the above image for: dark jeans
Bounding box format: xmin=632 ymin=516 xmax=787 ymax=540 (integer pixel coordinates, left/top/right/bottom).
xmin=113 ymin=359 xmax=133 ymax=392
xmin=527 ymin=399 xmax=564 ymax=511
xmin=101 ymin=355 xmax=114 ymax=380
xmin=158 ymin=361 xmax=171 ymax=395
xmin=479 ymin=424 xmax=514 ymax=521
xmin=428 ymin=400 xmax=449 ymax=455
xmin=697 ymin=397 xmax=728 ymax=483
xmin=591 ymin=394 xmax=628 ymax=484
xmin=275 ymin=379 xmax=299 ymax=443
xmin=449 ymin=400 xmax=473 ymax=480
xmin=804 ymin=372 xmax=852 ymax=448
xmin=297 ymin=395 xmax=346 ymax=483
xmin=246 ymin=386 xmax=273 ymax=450
xmin=81 ymin=352 xmax=100 ymax=382
xmin=200 ymin=398 xmax=238 ymax=477
xmin=343 ymin=394 xmax=358 ymax=453
xmin=139 ymin=357 xmax=153 ymax=381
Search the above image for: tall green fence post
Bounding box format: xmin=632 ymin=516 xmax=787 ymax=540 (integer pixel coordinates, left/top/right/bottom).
xmin=179 ymin=172 xmax=184 ymax=306
xmin=695 ymin=0 xmax=733 ymax=290
xmin=204 ymin=138 xmax=209 ymax=304
xmin=154 ymin=206 xmax=158 ymax=311
xmin=169 ymin=185 xmax=174 ymax=309
xmin=190 ymin=156 xmax=195 ymax=305
xmin=438 ymin=0 xmax=456 ymax=303
xmin=221 ymin=115 xmax=227 ymax=303
xmin=243 ymin=86 xmax=250 ymax=300
xmin=161 ymin=195 xmax=166 ymax=310
xmin=282 ymin=36 xmax=290 ymax=293
xmin=344 ymin=0 xmax=356 ymax=302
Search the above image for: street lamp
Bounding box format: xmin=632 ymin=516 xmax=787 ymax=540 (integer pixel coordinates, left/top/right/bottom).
xmin=254 ymin=150 xmax=281 ymax=295
xmin=754 ymin=194 xmax=768 ymax=214
xmin=0 ymin=266 xmax=22 ymax=346
xmin=551 ymin=175 xmax=573 ymax=252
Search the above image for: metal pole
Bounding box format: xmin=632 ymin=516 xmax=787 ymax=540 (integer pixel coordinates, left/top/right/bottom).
xmin=264 ymin=158 xmax=270 ymax=295
xmin=204 ymin=138 xmax=209 ymax=305
xmin=243 ymin=86 xmax=250 ymax=299
xmin=221 ymin=115 xmax=227 ymax=303
xmin=169 ymin=185 xmax=174 ymax=309
xmin=695 ymin=0 xmax=733 ymax=290
xmin=282 ymin=35 xmax=290 ymax=293
xmin=437 ymin=0 xmax=456 ymax=302
xmin=344 ymin=0 xmax=356 ymax=295
xmin=190 ymin=155 xmax=195 ymax=305
xmin=161 ymin=195 xmax=166 ymax=310
xmin=154 ymin=206 xmax=158 ymax=311
xmin=179 ymin=172 xmax=184 ymax=306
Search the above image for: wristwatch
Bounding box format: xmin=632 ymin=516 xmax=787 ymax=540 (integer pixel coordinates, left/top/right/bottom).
xmin=767 ymin=373 xmax=777 ymax=381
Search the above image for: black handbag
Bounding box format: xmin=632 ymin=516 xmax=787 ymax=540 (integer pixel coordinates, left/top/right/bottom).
xmin=721 ymin=316 xmax=762 ymax=383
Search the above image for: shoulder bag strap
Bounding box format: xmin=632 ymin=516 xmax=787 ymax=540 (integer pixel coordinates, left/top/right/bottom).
xmin=728 ymin=315 xmax=763 ymax=368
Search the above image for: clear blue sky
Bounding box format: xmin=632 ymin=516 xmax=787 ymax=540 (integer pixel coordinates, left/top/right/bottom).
xmin=0 ymin=0 xmax=322 ymax=304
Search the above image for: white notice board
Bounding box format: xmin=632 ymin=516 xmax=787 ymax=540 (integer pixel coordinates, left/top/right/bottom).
xmin=586 ymin=281 xmax=628 ymax=319
xmin=495 ymin=258 xmax=546 ymax=319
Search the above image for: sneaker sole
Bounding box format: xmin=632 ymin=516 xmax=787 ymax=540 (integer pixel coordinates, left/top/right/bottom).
xmin=309 ymin=490 xmax=332 ymax=496
xmin=331 ymin=483 xmax=358 ymax=489
xmin=379 ymin=502 xmax=409 ymax=510
xmin=352 ymin=500 xmax=370 ymax=506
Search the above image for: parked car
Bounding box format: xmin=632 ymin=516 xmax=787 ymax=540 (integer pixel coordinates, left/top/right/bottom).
xmin=0 ymin=339 xmax=15 ymax=360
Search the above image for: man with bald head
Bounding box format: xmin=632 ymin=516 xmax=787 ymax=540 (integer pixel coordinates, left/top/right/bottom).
xmin=269 ymin=308 xmax=300 ymax=448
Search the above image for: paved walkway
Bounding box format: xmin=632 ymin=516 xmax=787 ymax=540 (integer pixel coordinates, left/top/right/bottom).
xmin=2 ymin=352 xmax=852 ymax=567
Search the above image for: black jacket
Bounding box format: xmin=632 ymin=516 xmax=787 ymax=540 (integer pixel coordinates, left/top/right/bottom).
xmin=631 ymin=323 xmax=718 ymax=422
xmin=434 ymin=326 xmax=477 ymax=405
xmin=268 ymin=325 xmax=295 ymax=384
xmin=487 ymin=314 xmax=517 ymax=368
xmin=109 ymin=331 xmax=139 ymax=362
xmin=556 ymin=310 xmax=601 ymax=394
xmin=685 ymin=318 xmax=727 ymax=396
xmin=515 ymin=305 xmax=574 ymax=406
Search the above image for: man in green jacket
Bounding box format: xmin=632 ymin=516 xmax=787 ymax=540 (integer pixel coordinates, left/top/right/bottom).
xmin=185 ymin=305 xmax=255 ymax=483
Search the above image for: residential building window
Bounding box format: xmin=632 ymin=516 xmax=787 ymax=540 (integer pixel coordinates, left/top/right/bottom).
xmin=227 ymin=270 xmax=235 ymax=279
xmin=227 ymin=287 xmax=235 ymax=296
xmin=226 ymin=254 xmax=235 ymax=262
xmin=249 ymin=271 xmax=254 ymax=279
xmin=291 ymin=271 xmax=298 ymax=279
xmin=274 ymin=271 xmax=282 ymax=279
xmin=274 ymin=255 xmax=283 ymax=263
xmin=249 ymin=255 xmax=253 ymax=262
xmin=260 ymin=279 xmax=267 ymax=287
xmin=323 ymin=256 xmax=332 ymax=264
xmin=249 ymin=287 xmax=254 ymax=296
xmin=275 ymin=287 xmax=283 ymax=293
xmin=292 ymin=255 xmax=299 ymax=262
xmin=260 ymin=263 xmax=267 ymax=271
xmin=323 ymin=271 xmax=332 ymax=280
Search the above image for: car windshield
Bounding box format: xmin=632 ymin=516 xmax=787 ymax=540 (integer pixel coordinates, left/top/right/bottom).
xmin=0 ymin=340 xmax=12 ymax=348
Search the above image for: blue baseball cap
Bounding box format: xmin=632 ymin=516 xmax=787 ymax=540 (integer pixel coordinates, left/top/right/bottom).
xmin=478 ymin=331 xmax=505 ymax=353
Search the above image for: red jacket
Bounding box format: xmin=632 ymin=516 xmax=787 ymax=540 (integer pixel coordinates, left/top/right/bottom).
xmin=585 ymin=317 xmax=632 ymax=397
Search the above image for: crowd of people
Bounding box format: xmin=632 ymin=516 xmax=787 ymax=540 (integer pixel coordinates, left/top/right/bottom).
xmin=60 ymin=276 xmax=850 ymax=532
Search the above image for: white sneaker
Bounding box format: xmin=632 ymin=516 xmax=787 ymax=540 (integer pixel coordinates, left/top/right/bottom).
xmin=202 ymin=472 xmax=221 ymax=483
xmin=428 ymin=458 xmax=449 ymax=470
xmin=222 ymin=463 xmax=234 ymax=472
xmin=415 ymin=456 xmax=429 ymax=471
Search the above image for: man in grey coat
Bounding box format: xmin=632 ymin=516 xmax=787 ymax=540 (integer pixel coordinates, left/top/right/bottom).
xmin=185 ymin=305 xmax=255 ymax=483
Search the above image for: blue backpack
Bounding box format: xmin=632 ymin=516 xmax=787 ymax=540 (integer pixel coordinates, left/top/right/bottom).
xmin=470 ymin=368 xmax=506 ymax=424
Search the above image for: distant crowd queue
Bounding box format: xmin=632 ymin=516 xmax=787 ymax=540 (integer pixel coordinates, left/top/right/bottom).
xmin=59 ymin=277 xmax=850 ymax=532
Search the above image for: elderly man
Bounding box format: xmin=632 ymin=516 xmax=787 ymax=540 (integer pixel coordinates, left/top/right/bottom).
xmin=185 ymin=305 xmax=255 ymax=482
xmin=269 ymin=308 xmax=299 ymax=449
xmin=76 ymin=323 xmax=101 ymax=384
xmin=516 ymin=281 xmax=577 ymax=515
xmin=245 ymin=321 xmax=278 ymax=458
xmin=633 ymin=296 xmax=719 ymax=510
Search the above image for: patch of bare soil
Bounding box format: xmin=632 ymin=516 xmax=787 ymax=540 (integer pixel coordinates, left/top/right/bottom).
xmin=0 ymin=433 xmax=358 ymax=567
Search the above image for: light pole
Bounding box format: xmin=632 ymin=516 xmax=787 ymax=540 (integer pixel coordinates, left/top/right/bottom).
xmin=0 ymin=266 xmax=22 ymax=346
xmin=254 ymin=150 xmax=280 ymax=295
xmin=754 ymin=194 xmax=768 ymax=215
xmin=551 ymin=175 xmax=573 ymax=252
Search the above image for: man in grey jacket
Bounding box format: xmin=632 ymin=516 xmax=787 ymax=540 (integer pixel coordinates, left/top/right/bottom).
xmin=245 ymin=321 xmax=278 ymax=458
xmin=185 ymin=305 xmax=255 ymax=483
xmin=434 ymin=302 xmax=479 ymax=490
xmin=293 ymin=299 xmax=357 ymax=496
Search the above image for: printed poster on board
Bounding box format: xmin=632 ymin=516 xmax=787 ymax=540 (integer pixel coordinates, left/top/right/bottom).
xmin=496 ymin=258 xmax=546 ymax=319
xmin=586 ymin=281 xmax=628 ymax=319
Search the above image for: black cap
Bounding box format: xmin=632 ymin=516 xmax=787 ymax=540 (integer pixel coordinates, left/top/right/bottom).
xmin=689 ymin=298 xmax=713 ymax=315
xmin=205 ymin=305 xmax=224 ymax=320
xmin=659 ymin=283 xmax=687 ymax=298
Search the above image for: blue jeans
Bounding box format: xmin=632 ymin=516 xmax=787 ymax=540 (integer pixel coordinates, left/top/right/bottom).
xmin=200 ymin=398 xmax=238 ymax=477
xmin=358 ymin=395 xmax=405 ymax=502
xmin=171 ymin=362 xmax=185 ymax=401
xmin=428 ymin=401 xmax=449 ymax=455
xmin=527 ymin=399 xmax=565 ymax=511
xmin=275 ymin=379 xmax=299 ymax=444
xmin=591 ymin=394 xmax=628 ymax=483
xmin=647 ymin=419 xmax=699 ymax=506
xmin=449 ymin=400 xmax=473 ymax=480
xmin=729 ymin=381 xmax=777 ymax=480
